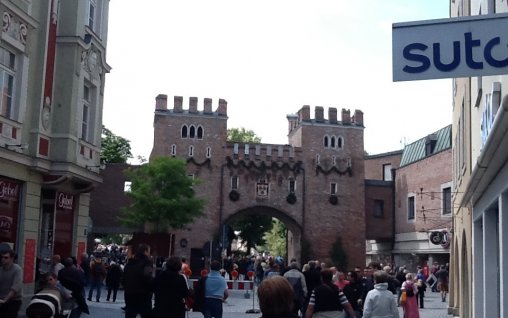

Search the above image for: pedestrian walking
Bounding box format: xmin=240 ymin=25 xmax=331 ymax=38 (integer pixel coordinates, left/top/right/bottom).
xmin=87 ymin=255 xmax=106 ymax=302
xmin=305 ymin=268 xmax=356 ymax=318
xmin=58 ymin=257 xmax=89 ymax=318
xmin=283 ymin=261 xmax=307 ymax=317
xmin=203 ymin=260 xmax=229 ymax=318
xmin=152 ymin=256 xmax=190 ymax=318
xmin=362 ymin=270 xmax=399 ymax=318
xmin=105 ymin=262 xmax=122 ymax=302
xmin=0 ymin=248 xmax=22 ymax=318
xmin=343 ymin=271 xmax=363 ymax=318
xmin=400 ymin=273 xmax=419 ymax=318
xmin=122 ymin=244 xmax=154 ymax=318
xmin=257 ymin=275 xmax=298 ymax=318
xmin=435 ymin=265 xmax=449 ymax=302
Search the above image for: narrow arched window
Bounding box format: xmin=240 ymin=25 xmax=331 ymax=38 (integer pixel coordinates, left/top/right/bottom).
xmin=197 ymin=126 xmax=203 ymax=139
xmin=189 ymin=125 xmax=196 ymax=138
xmin=331 ymin=136 xmax=336 ymax=148
xmin=337 ymin=136 xmax=343 ymax=149
xmin=324 ymin=136 xmax=329 ymax=148
xmin=188 ymin=145 xmax=194 ymax=157
xmin=206 ymin=147 xmax=211 ymax=158
xmin=181 ymin=125 xmax=188 ymax=138
xmin=171 ymin=144 xmax=176 ymax=156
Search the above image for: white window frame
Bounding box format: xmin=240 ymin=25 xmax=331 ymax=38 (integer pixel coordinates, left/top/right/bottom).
xmin=81 ymin=82 xmax=97 ymax=143
xmin=0 ymin=47 xmax=16 ymax=120
xmin=123 ymin=181 xmax=131 ymax=193
xmin=407 ymin=193 xmax=416 ymax=222
xmin=441 ymin=182 xmax=453 ymax=216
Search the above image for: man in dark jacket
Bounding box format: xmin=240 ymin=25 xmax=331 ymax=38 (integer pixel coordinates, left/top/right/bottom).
xmin=58 ymin=257 xmax=89 ymax=318
xmin=122 ymin=244 xmax=153 ymax=318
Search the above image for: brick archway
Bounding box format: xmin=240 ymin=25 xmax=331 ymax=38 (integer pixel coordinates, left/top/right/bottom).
xmin=223 ymin=205 xmax=302 ymax=264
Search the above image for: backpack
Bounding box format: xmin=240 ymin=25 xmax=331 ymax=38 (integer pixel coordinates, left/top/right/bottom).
xmin=286 ymin=276 xmax=305 ymax=303
xmin=94 ymin=262 xmax=104 ymax=276
xmin=405 ymin=282 xmax=414 ymax=297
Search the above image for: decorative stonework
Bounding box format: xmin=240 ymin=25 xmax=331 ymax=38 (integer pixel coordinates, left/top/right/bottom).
xmin=81 ymin=46 xmax=102 ymax=80
xmin=2 ymin=11 xmax=28 ymax=44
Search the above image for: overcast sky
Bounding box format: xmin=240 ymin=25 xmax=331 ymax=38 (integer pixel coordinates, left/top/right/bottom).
xmin=103 ymin=0 xmax=451 ymax=162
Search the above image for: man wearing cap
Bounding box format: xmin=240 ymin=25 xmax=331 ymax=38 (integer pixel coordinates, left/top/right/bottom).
xmin=0 ymin=248 xmax=22 ymax=318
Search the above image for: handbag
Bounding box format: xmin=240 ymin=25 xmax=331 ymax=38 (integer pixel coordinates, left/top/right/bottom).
xmin=400 ymin=290 xmax=407 ymax=306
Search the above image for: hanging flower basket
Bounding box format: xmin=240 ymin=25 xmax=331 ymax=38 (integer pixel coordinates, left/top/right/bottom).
xmin=229 ymin=190 xmax=240 ymax=201
xmin=329 ymin=195 xmax=338 ymax=205
xmin=286 ymin=193 xmax=297 ymax=204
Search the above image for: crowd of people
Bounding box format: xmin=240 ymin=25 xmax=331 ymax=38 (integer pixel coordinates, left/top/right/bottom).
xmin=0 ymin=241 xmax=450 ymax=318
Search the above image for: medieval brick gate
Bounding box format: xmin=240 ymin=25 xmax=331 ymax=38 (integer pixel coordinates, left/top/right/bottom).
xmin=150 ymin=95 xmax=366 ymax=272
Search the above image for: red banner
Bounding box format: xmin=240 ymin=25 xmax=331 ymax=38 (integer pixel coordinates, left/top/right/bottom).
xmin=23 ymin=239 xmax=36 ymax=283
xmin=77 ymin=241 xmax=85 ymax=260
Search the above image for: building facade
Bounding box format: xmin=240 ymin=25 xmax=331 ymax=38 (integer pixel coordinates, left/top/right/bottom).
xmin=148 ymin=95 xmax=366 ymax=270
xmin=450 ymin=1 xmax=508 ymax=317
xmin=0 ymin=0 xmax=110 ymax=296
xmin=365 ymin=127 xmax=453 ymax=272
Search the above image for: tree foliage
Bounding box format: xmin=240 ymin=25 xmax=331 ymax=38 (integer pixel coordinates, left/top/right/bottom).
xmin=230 ymin=214 xmax=272 ymax=254
xmin=260 ymin=218 xmax=287 ymax=257
xmin=121 ymin=156 xmax=206 ymax=232
xmin=227 ymin=128 xmax=261 ymax=143
xmin=101 ymin=126 xmax=133 ymax=163
xmin=330 ymin=236 xmax=348 ymax=271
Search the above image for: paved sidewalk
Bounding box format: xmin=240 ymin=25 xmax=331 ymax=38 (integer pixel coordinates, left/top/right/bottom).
xmin=81 ymin=287 xmax=453 ymax=318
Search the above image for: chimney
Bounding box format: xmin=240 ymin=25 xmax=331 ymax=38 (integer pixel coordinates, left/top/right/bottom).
xmin=217 ymin=99 xmax=227 ymax=116
xmin=298 ymin=105 xmax=310 ymax=122
xmin=204 ymin=98 xmax=213 ymax=114
xmin=342 ymin=108 xmax=351 ymax=125
xmin=328 ymin=107 xmax=337 ymax=124
xmin=315 ymin=106 xmax=324 ymax=122
xmin=354 ymin=109 xmax=364 ymax=126
xmin=155 ymin=94 xmax=167 ymax=110
xmin=189 ymin=97 xmax=198 ymax=113
xmin=174 ymin=96 xmax=183 ymax=113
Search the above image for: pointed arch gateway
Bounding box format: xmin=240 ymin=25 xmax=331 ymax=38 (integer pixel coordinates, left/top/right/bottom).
xmin=223 ymin=205 xmax=303 ymax=263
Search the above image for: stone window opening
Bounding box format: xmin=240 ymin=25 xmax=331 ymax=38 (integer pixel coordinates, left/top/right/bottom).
xmin=197 ymin=126 xmax=203 ymax=139
xmin=231 ymin=176 xmax=238 ymax=190
xmin=330 ymin=182 xmax=337 ymax=195
xmin=337 ymin=136 xmax=343 ymax=149
xmin=0 ymin=47 xmax=16 ymax=120
xmin=171 ymin=144 xmax=176 ymax=156
xmin=188 ymin=145 xmax=194 ymax=157
xmin=206 ymin=147 xmax=211 ymax=158
xmin=288 ymin=179 xmax=296 ymax=193
xmin=316 ymin=154 xmax=320 ymax=165
xmin=324 ymin=136 xmax=329 ymax=148
xmin=408 ymin=195 xmax=415 ymax=220
xmin=189 ymin=125 xmax=196 ymax=138
xmin=332 ymin=156 xmax=336 ymax=166
xmin=374 ymin=200 xmax=384 ymax=218
xmin=331 ymin=136 xmax=336 ymax=148
xmin=181 ymin=125 xmax=188 ymax=138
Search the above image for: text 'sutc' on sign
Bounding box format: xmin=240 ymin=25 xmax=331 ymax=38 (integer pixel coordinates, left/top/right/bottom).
xmin=392 ymin=13 xmax=508 ymax=82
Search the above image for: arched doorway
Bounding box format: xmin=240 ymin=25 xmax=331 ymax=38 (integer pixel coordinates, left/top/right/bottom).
xmin=222 ymin=205 xmax=302 ymax=264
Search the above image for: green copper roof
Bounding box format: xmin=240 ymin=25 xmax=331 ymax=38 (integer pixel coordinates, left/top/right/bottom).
xmin=399 ymin=125 xmax=452 ymax=167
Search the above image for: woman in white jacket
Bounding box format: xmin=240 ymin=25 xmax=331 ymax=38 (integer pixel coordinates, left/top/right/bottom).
xmin=363 ymin=270 xmax=399 ymax=318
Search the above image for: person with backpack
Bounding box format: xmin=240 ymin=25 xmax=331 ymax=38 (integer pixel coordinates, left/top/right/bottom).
xmin=400 ymin=273 xmax=419 ymax=318
xmin=122 ymin=244 xmax=154 ymax=318
xmin=305 ymin=268 xmax=356 ymax=318
xmin=87 ymin=255 xmax=106 ymax=302
xmin=283 ymin=261 xmax=307 ymax=316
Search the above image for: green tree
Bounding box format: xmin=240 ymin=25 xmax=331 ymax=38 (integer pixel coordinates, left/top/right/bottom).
xmin=259 ymin=218 xmax=287 ymax=257
xmin=101 ymin=126 xmax=133 ymax=163
xmin=230 ymin=214 xmax=272 ymax=254
xmin=121 ymin=156 xmax=206 ymax=231
xmin=227 ymin=128 xmax=261 ymax=143
xmin=330 ymin=236 xmax=348 ymax=270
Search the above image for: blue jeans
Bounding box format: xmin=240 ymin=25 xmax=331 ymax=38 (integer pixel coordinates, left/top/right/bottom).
xmin=203 ymin=298 xmax=223 ymax=318
xmin=88 ymin=279 xmax=103 ymax=301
